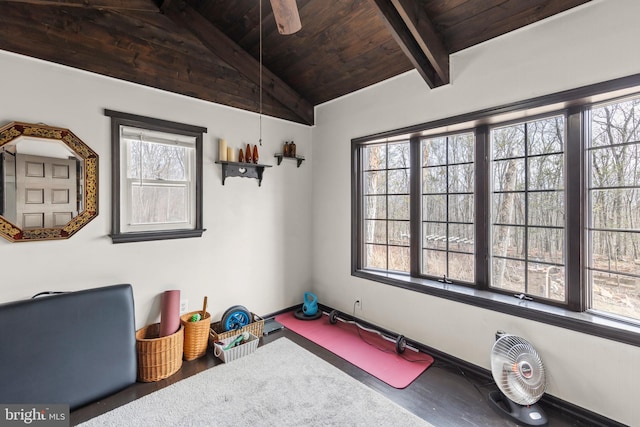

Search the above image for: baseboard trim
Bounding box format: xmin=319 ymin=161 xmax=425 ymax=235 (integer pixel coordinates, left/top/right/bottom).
xmin=261 ymin=305 xmax=299 ymax=320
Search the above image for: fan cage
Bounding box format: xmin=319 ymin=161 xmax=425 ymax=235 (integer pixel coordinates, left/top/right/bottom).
xmin=491 ymin=334 xmax=546 ymax=405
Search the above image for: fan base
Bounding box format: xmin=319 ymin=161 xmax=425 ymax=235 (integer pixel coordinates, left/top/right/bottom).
xmin=488 ymin=390 xmax=548 ymax=426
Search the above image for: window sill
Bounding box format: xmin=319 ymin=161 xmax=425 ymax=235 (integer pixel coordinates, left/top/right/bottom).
xmin=110 ymin=229 xmax=206 ymax=244
xmin=353 ymin=270 xmax=640 ymax=347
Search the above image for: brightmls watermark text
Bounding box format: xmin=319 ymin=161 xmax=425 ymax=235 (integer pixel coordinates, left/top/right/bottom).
xmin=0 ymin=405 xmax=68 ymax=427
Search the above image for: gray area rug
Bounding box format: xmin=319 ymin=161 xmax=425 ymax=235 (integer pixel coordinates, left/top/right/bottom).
xmin=79 ymin=337 xmax=434 ymax=427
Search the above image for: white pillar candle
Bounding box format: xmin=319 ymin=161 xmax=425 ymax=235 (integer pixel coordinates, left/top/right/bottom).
xmin=227 ymin=147 xmax=236 ymax=162
xmin=219 ymin=139 xmax=228 ymax=162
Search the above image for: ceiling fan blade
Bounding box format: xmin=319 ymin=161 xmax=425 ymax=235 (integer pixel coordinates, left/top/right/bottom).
xmin=270 ymin=0 xmax=302 ymax=35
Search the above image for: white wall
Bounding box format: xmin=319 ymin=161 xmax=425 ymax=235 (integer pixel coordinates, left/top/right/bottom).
xmin=311 ymin=0 xmax=640 ymax=425
xmin=0 ymin=50 xmax=313 ymax=329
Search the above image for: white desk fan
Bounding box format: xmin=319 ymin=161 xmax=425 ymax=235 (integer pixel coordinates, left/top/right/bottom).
xmin=489 ymin=331 xmax=548 ymax=426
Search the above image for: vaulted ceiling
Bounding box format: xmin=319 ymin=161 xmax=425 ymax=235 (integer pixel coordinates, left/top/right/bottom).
xmin=0 ymin=0 xmax=591 ymax=125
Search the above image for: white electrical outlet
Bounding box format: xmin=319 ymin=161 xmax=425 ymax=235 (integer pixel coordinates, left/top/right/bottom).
xmin=179 ymin=298 xmax=188 ymax=314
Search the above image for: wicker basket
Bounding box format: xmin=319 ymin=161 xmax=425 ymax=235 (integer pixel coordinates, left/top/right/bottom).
xmin=209 ymin=312 xmax=264 ymax=345
xmin=135 ymin=323 xmax=184 ymax=382
xmin=213 ymin=332 xmax=259 ymax=363
xmin=180 ymin=311 xmax=211 ymax=361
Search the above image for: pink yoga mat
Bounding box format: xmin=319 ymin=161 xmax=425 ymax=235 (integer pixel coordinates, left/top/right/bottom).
xmin=159 ymin=290 xmax=181 ymax=337
xmin=275 ymin=311 xmax=433 ymax=388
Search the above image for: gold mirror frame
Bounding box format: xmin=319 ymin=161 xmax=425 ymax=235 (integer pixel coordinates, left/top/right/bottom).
xmin=0 ymin=122 xmax=98 ymax=242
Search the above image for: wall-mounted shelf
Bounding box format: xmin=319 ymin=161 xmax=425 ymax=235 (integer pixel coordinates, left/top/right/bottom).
xmin=215 ymin=161 xmax=272 ymax=186
xmin=274 ymin=153 xmax=305 ymax=168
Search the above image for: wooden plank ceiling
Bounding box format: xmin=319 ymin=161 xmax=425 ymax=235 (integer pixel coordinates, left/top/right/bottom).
xmin=0 ymin=0 xmax=590 ymax=125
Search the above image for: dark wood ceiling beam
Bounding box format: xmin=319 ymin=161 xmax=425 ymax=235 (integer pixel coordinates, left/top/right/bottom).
xmin=367 ymin=0 xmax=445 ymax=88
xmin=0 ymin=0 xmax=159 ymax=12
xmin=390 ymin=0 xmax=449 ymax=85
xmin=162 ymin=1 xmax=314 ymax=125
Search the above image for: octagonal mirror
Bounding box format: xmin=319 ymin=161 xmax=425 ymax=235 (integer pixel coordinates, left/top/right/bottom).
xmin=0 ymin=122 xmax=98 ymax=242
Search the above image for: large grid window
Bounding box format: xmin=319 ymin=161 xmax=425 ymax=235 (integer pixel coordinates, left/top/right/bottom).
xmin=352 ymin=76 xmax=640 ymax=342
xmin=362 ymin=140 xmax=410 ymax=272
xmin=490 ymin=116 xmax=566 ymax=302
xmin=588 ymin=96 xmax=640 ymax=321
xmin=421 ymin=132 xmax=475 ymax=283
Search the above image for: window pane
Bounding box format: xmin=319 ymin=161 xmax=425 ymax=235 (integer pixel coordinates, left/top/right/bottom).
xmin=492 ymin=192 xmax=525 ymax=225
xmin=365 ymin=244 xmax=387 ymax=270
xmin=389 ymin=220 xmax=410 ymax=246
xmin=423 ymin=249 xmax=446 ymax=278
xmin=423 ymin=195 xmax=446 ymax=221
xmin=491 ymin=115 xmax=566 ymax=301
xmin=589 ymin=96 xmax=640 ymax=321
xmin=449 ymin=223 xmax=474 ymax=253
xmin=591 ymin=189 xmax=640 ymax=230
xmin=389 ymin=246 xmax=410 ymax=272
xmin=591 ymin=98 xmax=640 ymax=147
xmin=388 ymin=195 xmax=409 ymax=220
xmin=592 ymin=271 xmax=640 ymax=321
xmin=129 ymin=141 xmax=189 ymax=181
xmin=131 ymin=184 xmax=187 ymax=224
xmin=388 ymin=169 xmax=409 ymax=194
xmin=492 ymin=258 xmax=526 ymax=293
xmin=528 ymin=154 xmax=564 ymax=190
xmin=423 ymin=166 xmax=446 ymax=193
xmin=493 ymin=225 xmax=525 ymax=260
xmin=528 ymin=116 xmax=564 ymax=155
xmin=528 ymin=191 xmax=564 ymax=227
xmin=492 ymin=124 xmax=525 ymax=159
xmin=364 ymin=144 xmax=386 ymax=170
xmin=423 ymin=222 xmax=447 ymax=250
xmin=448 ymin=164 xmax=474 ymax=193
xmin=420 ymin=132 xmax=475 ymax=282
xmin=448 ymin=252 xmax=474 ymax=282
xmin=365 ymin=170 xmax=387 ymax=195
xmin=422 ymin=137 xmax=447 ymax=166
xmin=590 ymin=145 xmax=640 ymax=188
xmin=591 ymin=231 xmax=640 ymax=272
xmin=528 ymin=227 xmax=564 ymax=265
xmin=493 ymin=158 xmax=525 ymax=191
xmin=448 ymin=133 xmax=474 ymax=164
xmin=528 ymin=264 xmax=565 ymax=301
xmin=449 ymin=194 xmax=474 ymax=223
xmin=388 ymin=142 xmax=410 ymax=169
xmin=364 ymin=220 xmax=386 ymax=244
xmin=361 ymin=141 xmax=410 ymax=275
xmin=365 ymin=195 xmax=386 ymax=219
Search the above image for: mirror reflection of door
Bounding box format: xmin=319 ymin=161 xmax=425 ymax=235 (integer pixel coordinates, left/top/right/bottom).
xmin=13 ymin=153 xmax=78 ymax=229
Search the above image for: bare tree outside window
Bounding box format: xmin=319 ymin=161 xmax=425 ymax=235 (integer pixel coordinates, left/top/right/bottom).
xmin=589 ymin=96 xmax=640 ymax=321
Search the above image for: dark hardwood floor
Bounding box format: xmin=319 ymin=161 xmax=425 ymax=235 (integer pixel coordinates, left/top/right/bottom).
xmin=71 ymin=325 xmax=609 ymax=427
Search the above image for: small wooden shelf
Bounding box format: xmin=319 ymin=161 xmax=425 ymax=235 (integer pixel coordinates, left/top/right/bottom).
xmin=215 ymin=161 xmax=272 ymax=186
xmin=274 ymin=153 xmax=305 ymax=167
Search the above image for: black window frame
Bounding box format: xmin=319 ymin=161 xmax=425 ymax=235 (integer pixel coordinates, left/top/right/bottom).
xmin=105 ymin=109 xmax=206 ymax=243
xmin=352 ymin=73 xmax=640 ymax=347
